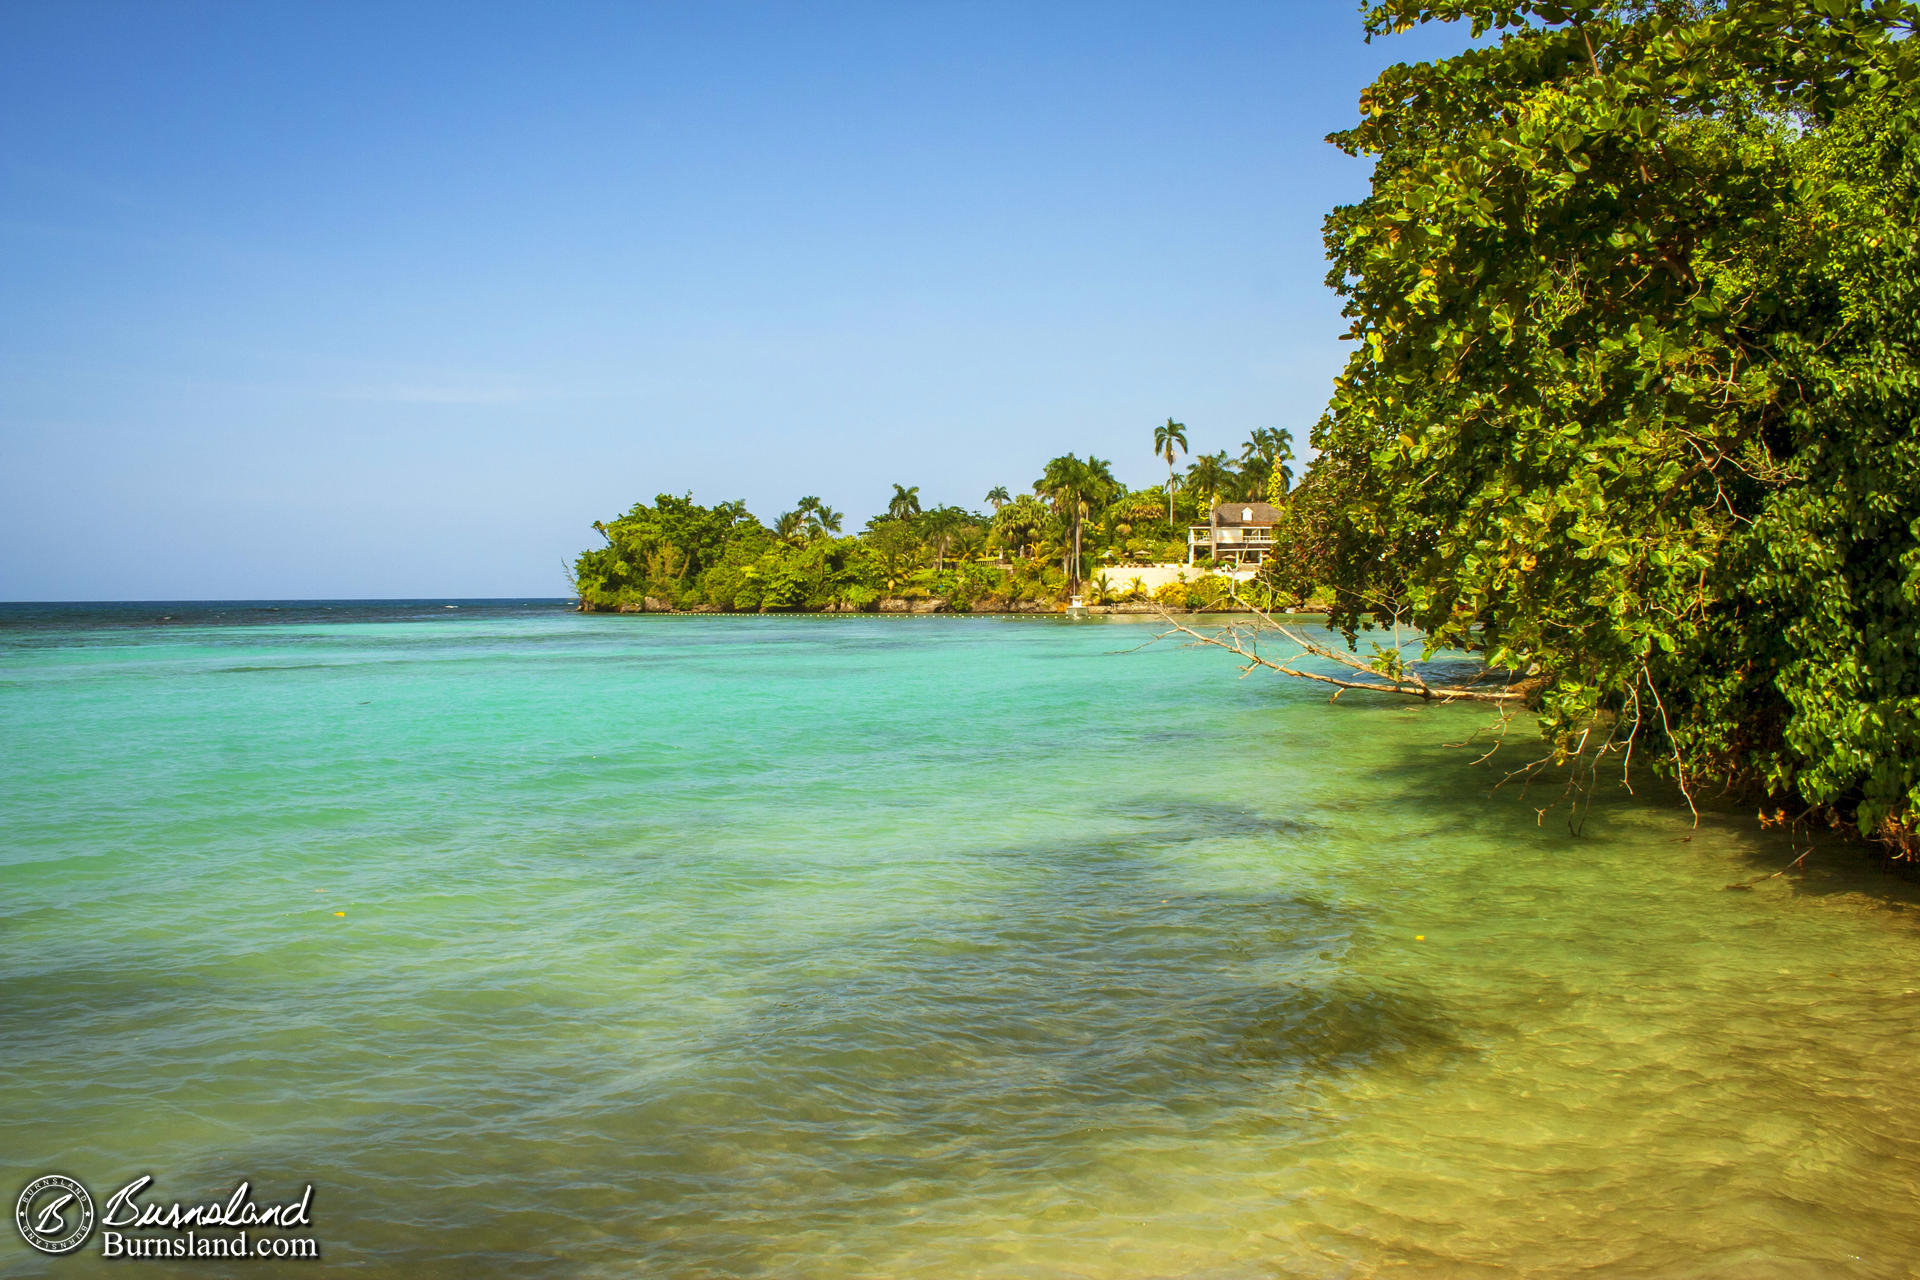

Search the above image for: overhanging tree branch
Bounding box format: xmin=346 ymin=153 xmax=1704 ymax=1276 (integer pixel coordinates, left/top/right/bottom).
xmin=1150 ymin=588 xmax=1528 ymax=705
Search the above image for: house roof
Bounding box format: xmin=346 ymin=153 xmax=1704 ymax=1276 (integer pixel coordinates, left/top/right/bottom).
xmin=1212 ymin=501 xmax=1280 ymax=526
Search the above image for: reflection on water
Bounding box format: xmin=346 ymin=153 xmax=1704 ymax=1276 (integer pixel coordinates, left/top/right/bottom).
xmin=2 ymin=611 xmax=1917 ymax=1278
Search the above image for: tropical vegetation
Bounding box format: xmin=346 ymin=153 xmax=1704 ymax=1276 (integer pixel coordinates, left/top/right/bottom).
xmin=577 ymin=0 xmax=1920 ymax=856
xmin=573 ymin=429 xmax=1298 ymax=615
xmin=1266 ymin=0 xmax=1920 ymax=853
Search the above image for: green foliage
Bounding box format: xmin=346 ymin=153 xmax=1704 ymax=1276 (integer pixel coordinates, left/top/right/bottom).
xmin=1151 ymin=579 xmax=1192 ymax=609
xmin=1258 ymin=453 xmax=1344 ymax=607
xmin=573 ymin=494 xmax=761 ymax=609
xmin=918 ymin=505 xmax=973 ymax=571
xmin=1184 ymin=575 xmax=1233 ymax=611
xmin=1238 ymin=427 xmax=1296 ymax=500
xmin=1035 ymin=454 xmax=1122 ymax=584
xmin=1150 ymin=574 xmax=1233 ymax=611
xmin=1183 ymin=451 xmax=1237 ymax=510
xmin=990 ymin=493 xmax=1052 ymax=560
xmin=1696 ymin=81 xmax=1920 ymax=845
xmin=1153 ymin=418 xmax=1188 ymax=466
xmin=887 ymin=484 xmax=923 ymax=522
xmin=1315 ymin=0 xmax=1920 ymax=847
xmin=574 ymin=439 xmax=1277 ymax=617
xmin=1153 ymin=417 xmax=1190 ymax=525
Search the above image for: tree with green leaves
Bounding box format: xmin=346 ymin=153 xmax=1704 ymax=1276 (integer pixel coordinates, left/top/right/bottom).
xmin=1153 ymin=418 xmax=1188 ymax=526
xmin=991 ymin=493 xmax=1051 ymax=562
xmin=919 ymin=505 xmax=972 ymax=573
xmin=576 ymin=465 xmax=1243 ymax=613
xmin=985 ymin=485 xmax=1011 ymax=511
xmin=1303 ymin=0 xmax=1920 ymax=849
xmin=1183 ymin=451 xmax=1236 ymax=515
xmin=952 ymin=524 xmax=985 ymax=564
xmin=888 ymin=484 xmax=923 ymax=522
xmin=1037 ymin=454 xmax=1120 ymax=585
xmin=574 ymin=494 xmax=759 ymax=609
xmin=859 ymin=516 xmax=920 ymax=595
xmin=1237 ymin=428 xmax=1296 ymax=501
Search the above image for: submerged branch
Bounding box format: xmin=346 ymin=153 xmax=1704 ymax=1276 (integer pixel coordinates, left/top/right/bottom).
xmin=1149 ymin=594 xmax=1527 ymax=705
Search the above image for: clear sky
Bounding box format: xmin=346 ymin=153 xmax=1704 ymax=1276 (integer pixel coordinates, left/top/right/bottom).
xmin=0 ymin=2 xmax=1472 ymax=600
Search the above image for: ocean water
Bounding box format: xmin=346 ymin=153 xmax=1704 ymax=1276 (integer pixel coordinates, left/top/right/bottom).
xmin=3 ymin=603 xmax=1918 ymax=1278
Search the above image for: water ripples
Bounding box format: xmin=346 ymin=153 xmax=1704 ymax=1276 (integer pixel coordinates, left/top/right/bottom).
xmin=3 ymin=613 xmax=1919 ymax=1277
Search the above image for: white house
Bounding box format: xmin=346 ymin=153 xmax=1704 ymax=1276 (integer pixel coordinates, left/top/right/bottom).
xmin=1188 ymin=501 xmax=1279 ymax=568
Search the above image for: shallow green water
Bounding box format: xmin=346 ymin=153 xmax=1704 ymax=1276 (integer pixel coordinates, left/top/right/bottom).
xmin=4 ymin=607 xmax=1918 ymax=1278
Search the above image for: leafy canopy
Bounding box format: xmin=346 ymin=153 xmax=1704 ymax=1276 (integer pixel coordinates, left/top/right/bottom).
xmin=1313 ymin=0 xmax=1920 ymax=846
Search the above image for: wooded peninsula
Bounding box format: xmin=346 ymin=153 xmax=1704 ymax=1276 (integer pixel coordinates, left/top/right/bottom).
xmin=578 ymin=0 xmax=1920 ymax=858
xmin=573 ymin=428 xmax=1296 ymax=617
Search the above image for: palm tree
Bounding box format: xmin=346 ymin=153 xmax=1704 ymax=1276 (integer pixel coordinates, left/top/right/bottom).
xmin=1082 ymin=456 xmax=1120 ymax=581
xmin=920 ymin=505 xmax=970 ymax=572
xmin=1163 ymin=471 xmax=1184 ymax=527
xmin=798 ymin=498 xmax=844 ymax=541
xmin=773 ymin=510 xmax=807 ymax=545
xmin=873 ymin=534 xmax=915 ymax=594
xmin=1153 ymin=418 xmax=1188 ymax=525
xmin=888 ymin=484 xmax=922 ymax=522
xmin=1185 ymin=451 xmax=1236 ymax=514
xmin=1037 ymin=457 xmax=1080 ymax=581
xmin=992 ymin=494 xmax=1049 ymax=561
xmin=985 ymin=485 xmax=1011 ymax=511
xmin=1037 ymin=454 xmax=1121 ymax=585
xmin=1237 ymin=429 xmax=1296 ymax=500
xmin=952 ymin=525 xmax=985 ymax=564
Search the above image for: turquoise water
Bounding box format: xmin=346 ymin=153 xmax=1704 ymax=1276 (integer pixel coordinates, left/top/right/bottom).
xmin=4 ymin=606 xmax=1919 ymax=1278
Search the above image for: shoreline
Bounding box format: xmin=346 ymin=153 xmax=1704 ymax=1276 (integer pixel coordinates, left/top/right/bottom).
xmin=575 ymin=600 xmax=1326 ymax=618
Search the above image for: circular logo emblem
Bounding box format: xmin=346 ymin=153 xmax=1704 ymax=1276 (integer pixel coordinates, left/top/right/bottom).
xmin=15 ymin=1175 xmax=95 ymax=1255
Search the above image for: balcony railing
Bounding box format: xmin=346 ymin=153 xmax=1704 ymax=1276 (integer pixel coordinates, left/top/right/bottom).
xmin=1192 ymin=526 xmax=1275 ymax=544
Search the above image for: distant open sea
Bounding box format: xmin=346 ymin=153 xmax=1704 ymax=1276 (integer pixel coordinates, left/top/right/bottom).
xmin=4 ymin=600 xmax=1918 ymax=1278
xmin=0 ymin=597 xmax=576 ymax=632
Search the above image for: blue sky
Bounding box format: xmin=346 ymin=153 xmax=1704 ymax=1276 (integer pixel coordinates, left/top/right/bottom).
xmin=0 ymin=2 xmax=1472 ymax=600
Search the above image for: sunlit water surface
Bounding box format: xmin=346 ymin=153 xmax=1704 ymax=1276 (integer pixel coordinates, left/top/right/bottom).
xmin=3 ymin=603 xmax=1918 ymax=1278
